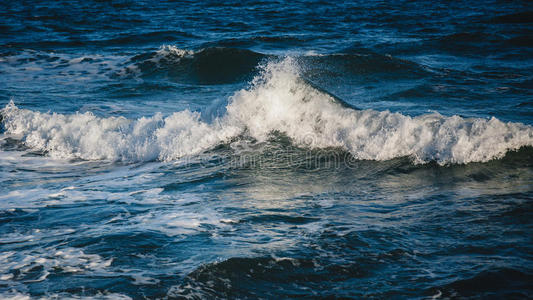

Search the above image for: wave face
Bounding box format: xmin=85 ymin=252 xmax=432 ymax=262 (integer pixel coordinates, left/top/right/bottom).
xmin=2 ymin=57 xmax=533 ymax=164
xmin=119 ymin=46 xmax=266 ymax=84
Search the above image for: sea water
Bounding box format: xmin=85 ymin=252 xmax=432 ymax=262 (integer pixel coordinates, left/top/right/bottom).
xmin=0 ymin=1 xmax=532 ymax=298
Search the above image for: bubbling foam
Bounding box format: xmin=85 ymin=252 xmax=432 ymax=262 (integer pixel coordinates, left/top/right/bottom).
xmin=227 ymin=58 xmax=533 ymax=164
xmin=2 ymin=57 xmax=533 ymax=164
xmin=0 ymin=104 xmax=239 ymax=161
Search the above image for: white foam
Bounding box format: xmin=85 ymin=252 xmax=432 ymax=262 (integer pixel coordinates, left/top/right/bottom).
xmin=0 ymin=291 xmax=30 ymax=300
xmin=133 ymin=204 xmax=228 ymax=236
xmin=0 ymin=247 xmax=113 ymax=286
xmin=154 ymin=45 xmax=194 ymax=60
xmin=1 ymin=104 xmax=239 ymax=161
xmin=226 ymin=58 xmax=533 ymax=164
xmin=0 ymin=291 xmax=132 ymax=300
xmin=2 ymin=57 xmax=533 ymax=165
xmin=0 ymin=50 xmax=127 ymax=83
xmin=116 ymin=45 xmax=194 ymax=78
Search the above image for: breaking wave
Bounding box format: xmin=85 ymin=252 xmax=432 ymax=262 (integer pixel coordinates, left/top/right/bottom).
xmin=2 ymin=57 xmax=533 ymax=164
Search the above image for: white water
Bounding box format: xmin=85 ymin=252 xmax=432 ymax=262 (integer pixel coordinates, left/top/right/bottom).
xmin=2 ymin=57 xmax=533 ymax=164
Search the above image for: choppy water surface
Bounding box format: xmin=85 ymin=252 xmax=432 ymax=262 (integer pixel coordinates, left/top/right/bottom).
xmin=1 ymin=1 xmax=533 ymax=299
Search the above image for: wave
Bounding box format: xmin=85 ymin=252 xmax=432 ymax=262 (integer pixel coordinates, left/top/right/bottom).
xmin=118 ymin=46 xmax=267 ymax=84
xmin=118 ymin=45 xmax=427 ymax=83
xmin=436 ymin=268 xmax=533 ymax=298
xmin=1 ymin=45 xmax=427 ymax=87
xmin=301 ymin=48 xmax=428 ymax=78
xmin=2 ymin=57 xmax=533 ymax=164
xmin=169 ymin=256 xmax=318 ymax=298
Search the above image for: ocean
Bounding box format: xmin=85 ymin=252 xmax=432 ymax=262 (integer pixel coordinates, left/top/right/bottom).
xmin=0 ymin=1 xmax=532 ymax=299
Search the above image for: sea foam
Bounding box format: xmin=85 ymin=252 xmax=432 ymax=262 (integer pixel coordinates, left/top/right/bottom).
xmin=2 ymin=57 xmax=532 ymax=164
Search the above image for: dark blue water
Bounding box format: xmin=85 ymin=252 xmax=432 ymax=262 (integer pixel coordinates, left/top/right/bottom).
xmin=1 ymin=1 xmax=533 ymax=299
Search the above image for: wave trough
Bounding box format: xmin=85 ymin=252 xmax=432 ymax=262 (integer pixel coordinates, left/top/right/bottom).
xmin=2 ymin=58 xmax=533 ymax=165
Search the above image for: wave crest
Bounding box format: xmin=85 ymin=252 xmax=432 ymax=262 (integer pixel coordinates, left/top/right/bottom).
xmin=2 ymin=57 xmax=533 ymax=164
xmin=228 ymin=58 xmax=533 ymax=164
xmin=0 ymin=103 xmax=239 ymax=161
